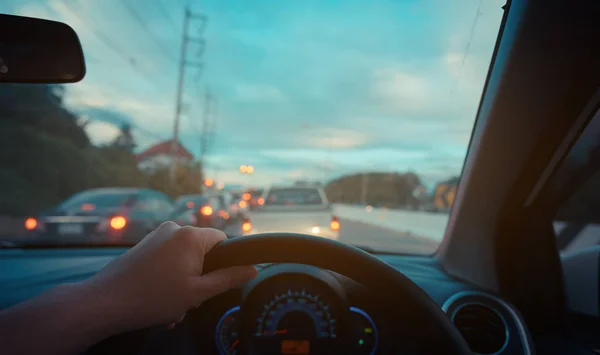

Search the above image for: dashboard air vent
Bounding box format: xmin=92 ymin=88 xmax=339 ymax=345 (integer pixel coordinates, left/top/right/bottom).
xmin=452 ymin=304 xmax=507 ymax=354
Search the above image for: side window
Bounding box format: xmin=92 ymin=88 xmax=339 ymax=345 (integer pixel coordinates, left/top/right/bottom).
xmin=554 ymin=169 xmax=600 ymax=253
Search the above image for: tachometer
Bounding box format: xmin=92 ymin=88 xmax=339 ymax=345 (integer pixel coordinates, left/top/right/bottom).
xmin=251 ymin=289 xmax=338 ymax=354
xmin=215 ymin=306 xmax=241 ymax=355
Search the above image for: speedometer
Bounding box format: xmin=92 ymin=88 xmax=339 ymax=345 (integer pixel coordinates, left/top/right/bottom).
xmin=251 ymin=289 xmax=338 ymax=354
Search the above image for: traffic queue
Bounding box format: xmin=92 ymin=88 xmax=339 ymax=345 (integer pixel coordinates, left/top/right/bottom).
xmin=23 ymin=187 xmax=252 ymax=243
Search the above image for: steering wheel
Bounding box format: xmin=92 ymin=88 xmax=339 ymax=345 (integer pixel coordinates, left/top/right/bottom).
xmin=203 ymin=233 xmax=471 ymax=354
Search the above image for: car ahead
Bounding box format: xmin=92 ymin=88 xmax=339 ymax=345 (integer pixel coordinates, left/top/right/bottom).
xmin=229 ymin=191 xmax=250 ymax=218
xmin=242 ymin=188 xmax=265 ymax=210
xmin=25 ymin=188 xmax=174 ymax=243
xmin=173 ymin=194 xmax=230 ymax=230
xmin=251 ymin=185 xmax=340 ymax=239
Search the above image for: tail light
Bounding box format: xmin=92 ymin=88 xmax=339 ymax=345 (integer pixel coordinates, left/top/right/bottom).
xmin=330 ymin=216 xmax=340 ymax=231
xmin=109 ymin=216 xmax=127 ymax=230
xmin=242 ymin=219 xmax=252 ymax=233
xmin=200 ymin=206 xmax=213 ymax=216
xmin=257 ymin=197 xmax=265 ymax=205
xmin=218 ymin=210 xmax=230 ymax=220
xmin=242 ymin=193 xmax=251 ymax=201
xmin=24 ymin=217 xmax=38 ymax=231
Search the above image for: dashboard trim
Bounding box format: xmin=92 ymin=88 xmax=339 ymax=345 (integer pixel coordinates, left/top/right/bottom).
xmin=441 ymin=290 xmax=533 ymax=355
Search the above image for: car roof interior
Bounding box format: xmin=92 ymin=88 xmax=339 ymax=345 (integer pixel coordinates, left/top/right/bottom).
xmin=438 ymin=0 xmax=599 ymax=346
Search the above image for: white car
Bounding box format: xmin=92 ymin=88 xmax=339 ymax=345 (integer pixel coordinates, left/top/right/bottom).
xmin=251 ymin=185 xmax=339 ymax=239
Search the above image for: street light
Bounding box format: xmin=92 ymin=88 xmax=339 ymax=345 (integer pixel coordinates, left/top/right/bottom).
xmin=240 ymin=165 xmax=254 ymax=174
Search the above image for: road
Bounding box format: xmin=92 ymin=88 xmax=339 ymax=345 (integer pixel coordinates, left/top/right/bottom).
xmin=245 ymin=212 xmax=439 ymax=255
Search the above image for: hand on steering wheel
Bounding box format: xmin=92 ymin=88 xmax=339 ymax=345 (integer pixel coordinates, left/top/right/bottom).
xmin=84 ymin=222 xmax=258 ymax=332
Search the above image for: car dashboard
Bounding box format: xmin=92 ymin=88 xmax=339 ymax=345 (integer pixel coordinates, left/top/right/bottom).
xmin=0 ymin=248 xmax=533 ymax=354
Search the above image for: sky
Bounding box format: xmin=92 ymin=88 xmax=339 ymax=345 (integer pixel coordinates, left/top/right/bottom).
xmin=2 ymin=0 xmax=506 ymax=188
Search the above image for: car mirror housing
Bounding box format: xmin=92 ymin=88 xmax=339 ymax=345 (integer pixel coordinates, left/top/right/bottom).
xmin=0 ymin=14 xmax=86 ymax=83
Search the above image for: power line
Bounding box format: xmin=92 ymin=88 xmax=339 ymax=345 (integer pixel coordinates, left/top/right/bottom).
xmin=154 ymin=0 xmax=181 ymax=34
xmin=60 ymin=0 xmax=167 ymax=93
xmin=118 ymin=0 xmax=179 ymax=64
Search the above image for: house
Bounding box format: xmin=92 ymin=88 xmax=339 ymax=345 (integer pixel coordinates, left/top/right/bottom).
xmin=136 ymin=139 xmax=193 ymax=173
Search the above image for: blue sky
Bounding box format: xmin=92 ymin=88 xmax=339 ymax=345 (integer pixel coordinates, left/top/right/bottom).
xmin=2 ymin=0 xmax=505 ymax=188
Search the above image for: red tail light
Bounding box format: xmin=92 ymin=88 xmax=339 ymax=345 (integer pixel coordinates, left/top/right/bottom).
xmin=109 ymin=216 xmax=127 ymax=230
xmin=200 ymin=206 xmax=213 ymax=216
xmin=24 ymin=217 xmax=37 ymax=231
xmin=330 ymin=216 xmax=340 ymax=231
xmin=257 ymin=197 xmax=265 ymax=205
xmin=242 ymin=219 xmax=252 ymax=233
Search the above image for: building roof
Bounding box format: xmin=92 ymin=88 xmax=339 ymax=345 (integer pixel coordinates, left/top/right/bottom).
xmin=136 ymin=140 xmax=193 ymax=162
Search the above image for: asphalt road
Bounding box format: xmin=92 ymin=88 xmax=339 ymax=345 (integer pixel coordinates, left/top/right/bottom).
xmin=336 ymin=218 xmax=439 ymax=255
xmin=1 ymin=214 xmax=440 ymax=255
xmin=244 ymin=213 xmax=439 ymax=255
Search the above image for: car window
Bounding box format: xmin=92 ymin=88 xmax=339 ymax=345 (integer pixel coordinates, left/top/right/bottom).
xmin=265 ymin=188 xmax=324 ymax=206
xmin=554 ymin=169 xmax=600 ymax=253
xmin=58 ymin=191 xmax=133 ymax=210
xmin=133 ymin=194 xmax=154 ymax=211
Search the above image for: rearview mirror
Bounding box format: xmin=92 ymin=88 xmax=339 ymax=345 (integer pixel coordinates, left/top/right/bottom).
xmin=0 ymin=14 xmax=85 ymax=83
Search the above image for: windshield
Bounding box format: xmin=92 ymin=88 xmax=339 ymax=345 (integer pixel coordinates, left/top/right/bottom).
xmin=0 ymin=0 xmax=505 ymax=254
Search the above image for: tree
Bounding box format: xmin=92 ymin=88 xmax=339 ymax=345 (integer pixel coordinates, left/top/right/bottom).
xmin=110 ymin=123 xmax=136 ymax=153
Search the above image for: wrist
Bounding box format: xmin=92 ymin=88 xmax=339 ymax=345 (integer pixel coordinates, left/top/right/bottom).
xmin=58 ymin=279 xmax=125 ymax=342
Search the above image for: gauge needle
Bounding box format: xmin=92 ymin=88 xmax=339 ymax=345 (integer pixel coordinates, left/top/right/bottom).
xmin=229 ymin=339 xmax=240 ymax=352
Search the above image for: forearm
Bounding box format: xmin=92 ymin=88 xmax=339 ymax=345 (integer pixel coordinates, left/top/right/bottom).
xmin=0 ymin=281 xmax=119 ymax=355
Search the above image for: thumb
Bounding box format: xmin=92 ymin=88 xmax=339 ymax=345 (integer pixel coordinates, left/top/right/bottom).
xmin=192 ymin=266 xmax=258 ymax=303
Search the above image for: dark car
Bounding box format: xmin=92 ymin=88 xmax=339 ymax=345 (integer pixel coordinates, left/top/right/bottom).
xmin=173 ymin=194 xmax=230 ymax=230
xmin=25 ymin=188 xmax=174 ymax=243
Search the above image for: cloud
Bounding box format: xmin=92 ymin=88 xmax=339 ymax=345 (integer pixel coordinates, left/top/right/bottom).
xmin=84 ymin=121 xmax=120 ymax=146
xmin=371 ymin=68 xmax=429 ymax=113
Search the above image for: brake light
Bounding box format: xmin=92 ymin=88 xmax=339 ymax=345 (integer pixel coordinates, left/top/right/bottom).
xmin=24 ymin=217 xmax=37 ymax=230
xmin=110 ymin=216 xmax=127 ymax=230
xmin=242 ymin=193 xmax=251 ymax=201
xmin=330 ymin=216 xmax=340 ymax=231
xmin=257 ymin=197 xmax=265 ymax=205
xmin=200 ymin=206 xmax=213 ymax=216
xmin=242 ymin=219 xmax=252 ymax=233
xmin=81 ymin=203 xmax=95 ymax=211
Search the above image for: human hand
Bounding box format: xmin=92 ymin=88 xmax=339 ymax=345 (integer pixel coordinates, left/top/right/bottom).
xmin=82 ymin=222 xmax=257 ymax=332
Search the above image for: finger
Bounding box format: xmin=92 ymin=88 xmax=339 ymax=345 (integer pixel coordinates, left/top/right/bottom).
xmin=173 ymin=226 xmax=227 ymax=253
xmin=191 ymin=266 xmax=258 ymax=303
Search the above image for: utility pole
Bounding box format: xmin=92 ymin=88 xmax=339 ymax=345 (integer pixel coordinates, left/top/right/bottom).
xmin=170 ymin=7 xmax=208 ymax=182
